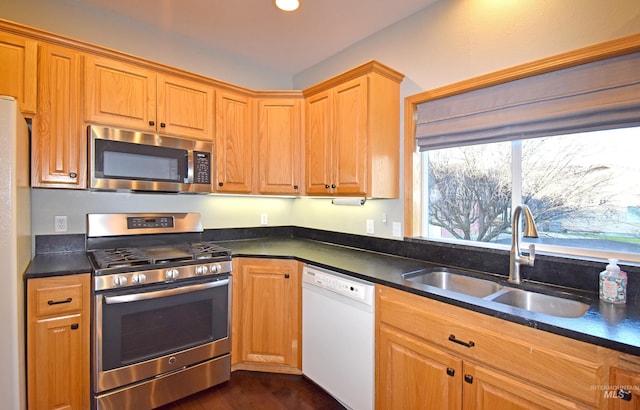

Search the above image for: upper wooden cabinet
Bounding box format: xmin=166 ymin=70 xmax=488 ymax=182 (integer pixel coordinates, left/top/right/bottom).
xmin=32 ymin=43 xmax=85 ymax=189
xmin=256 ymin=96 xmax=303 ymax=195
xmin=0 ymin=32 xmax=37 ymax=114
xmin=303 ymin=61 xmax=404 ymax=198
xmin=215 ymin=90 xmax=253 ymax=193
xmin=84 ymin=55 xmax=214 ymax=140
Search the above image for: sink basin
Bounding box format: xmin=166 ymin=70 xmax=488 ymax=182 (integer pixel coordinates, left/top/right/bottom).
xmin=403 ymin=268 xmax=503 ymax=298
xmin=490 ymin=289 xmax=589 ymax=318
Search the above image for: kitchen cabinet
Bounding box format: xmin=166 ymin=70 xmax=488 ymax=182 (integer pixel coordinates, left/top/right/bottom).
xmin=376 ymin=285 xmax=618 ymax=409
xmin=609 ymin=362 xmax=640 ymax=409
xmin=256 ymin=96 xmax=303 ymax=195
xmin=0 ymin=32 xmax=37 ymax=114
xmin=216 ymin=90 xmax=253 ymax=193
xmin=84 ymin=55 xmax=214 ymax=140
xmin=303 ymin=61 xmax=404 ymax=198
xmin=27 ymin=274 xmax=91 ymax=410
xmin=32 ymin=43 xmax=85 ymax=189
xmin=232 ymin=258 xmax=301 ymax=373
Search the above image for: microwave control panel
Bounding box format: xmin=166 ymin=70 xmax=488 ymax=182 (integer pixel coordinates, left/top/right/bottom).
xmin=193 ymin=151 xmax=211 ymax=184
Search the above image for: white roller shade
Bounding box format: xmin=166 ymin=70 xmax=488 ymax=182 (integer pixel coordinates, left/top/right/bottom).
xmin=416 ymin=52 xmax=640 ymax=151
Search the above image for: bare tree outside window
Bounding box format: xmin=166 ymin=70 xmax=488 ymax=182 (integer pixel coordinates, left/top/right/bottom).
xmin=425 ymin=128 xmax=639 ymax=252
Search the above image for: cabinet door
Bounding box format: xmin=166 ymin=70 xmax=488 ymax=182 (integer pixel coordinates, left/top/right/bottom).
xmin=257 ymin=98 xmax=302 ymax=195
xmin=609 ymin=367 xmax=640 ymax=410
xmin=0 ymin=33 xmax=37 ymax=114
xmin=235 ymin=258 xmax=300 ymax=370
xmin=27 ymin=274 xmax=90 ymax=410
xmin=463 ymin=362 xmax=584 ymax=410
xmin=33 ymin=44 xmax=85 ymax=188
xmin=215 ymin=90 xmax=253 ymax=193
xmin=157 ymin=74 xmax=215 ymax=140
xmin=305 ymin=90 xmax=333 ymax=195
xmin=32 ymin=314 xmax=85 ymax=409
xmin=84 ymin=55 xmax=156 ymax=131
xmin=333 ymin=76 xmax=367 ymax=196
xmin=377 ymin=323 xmax=462 ymax=410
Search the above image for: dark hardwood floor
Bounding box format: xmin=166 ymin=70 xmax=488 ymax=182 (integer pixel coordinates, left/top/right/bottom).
xmin=156 ymin=370 xmax=347 ymax=410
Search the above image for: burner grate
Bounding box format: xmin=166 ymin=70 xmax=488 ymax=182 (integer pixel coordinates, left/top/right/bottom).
xmin=91 ymin=248 xmax=152 ymax=269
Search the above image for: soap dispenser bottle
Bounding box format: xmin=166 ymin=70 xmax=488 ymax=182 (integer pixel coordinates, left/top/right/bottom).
xmin=599 ymin=259 xmax=627 ymax=304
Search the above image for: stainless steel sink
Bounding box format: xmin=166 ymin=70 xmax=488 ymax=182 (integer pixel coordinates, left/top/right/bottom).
xmin=402 ymin=268 xmax=503 ymax=298
xmin=489 ymin=288 xmax=589 ymax=318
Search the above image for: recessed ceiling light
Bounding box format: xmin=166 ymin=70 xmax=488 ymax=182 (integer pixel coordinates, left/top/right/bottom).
xmin=274 ymin=0 xmax=300 ymax=12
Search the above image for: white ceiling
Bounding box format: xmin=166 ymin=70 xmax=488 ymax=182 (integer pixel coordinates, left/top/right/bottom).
xmin=79 ymin=0 xmax=439 ymax=74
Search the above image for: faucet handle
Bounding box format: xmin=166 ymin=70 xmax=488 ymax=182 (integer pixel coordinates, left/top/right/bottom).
xmin=527 ymin=244 xmax=536 ymax=266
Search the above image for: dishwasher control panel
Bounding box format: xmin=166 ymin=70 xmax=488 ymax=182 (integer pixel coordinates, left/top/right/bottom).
xmin=302 ymin=265 xmax=374 ymax=305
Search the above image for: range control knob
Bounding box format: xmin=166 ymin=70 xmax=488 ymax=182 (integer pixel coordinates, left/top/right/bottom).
xmin=132 ymin=273 xmax=147 ymax=284
xmin=210 ymin=264 xmax=221 ymax=274
xmin=113 ymin=276 xmax=128 ymax=287
xmin=165 ymin=269 xmax=180 ymax=280
xmin=195 ymin=265 xmax=208 ymax=275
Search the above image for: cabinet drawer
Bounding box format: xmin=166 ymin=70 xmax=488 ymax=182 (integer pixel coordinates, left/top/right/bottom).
xmin=377 ymin=286 xmax=616 ymax=408
xmin=32 ymin=279 xmax=85 ymax=317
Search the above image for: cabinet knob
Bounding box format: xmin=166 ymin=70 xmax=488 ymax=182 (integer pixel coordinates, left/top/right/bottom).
xmin=218 ymin=182 xmax=224 ymax=187
xmin=464 ymin=374 xmax=473 ymax=384
xmin=284 ymin=274 xmax=290 ymax=279
xmin=160 ymin=122 xmax=166 ymax=128
xmin=331 ymin=184 xmax=336 ymax=189
xmin=325 ymin=184 xmax=330 ymax=189
xmin=446 ymin=368 xmax=455 ymax=377
xmin=69 ymin=172 xmax=77 ymax=179
xmin=71 ymin=323 xmax=79 ymax=330
xmin=618 ymin=389 xmax=633 ymax=401
xmin=149 ymin=120 xmax=155 ymax=126
xmin=293 ymin=185 xmax=299 ymax=190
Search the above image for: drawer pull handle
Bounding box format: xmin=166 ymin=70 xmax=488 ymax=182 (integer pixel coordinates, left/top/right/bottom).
xmin=47 ymin=297 xmax=72 ymax=306
xmin=449 ymin=334 xmax=475 ymax=348
xmin=618 ymin=389 xmax=632 ymax=401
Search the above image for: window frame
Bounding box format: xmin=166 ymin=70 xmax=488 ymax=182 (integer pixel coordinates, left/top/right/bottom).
xmin=404 ymin=33 xmax=640 ymax=262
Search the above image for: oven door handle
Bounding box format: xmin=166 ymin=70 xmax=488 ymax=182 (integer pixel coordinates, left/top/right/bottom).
xmin=103 ymin=279 xmax=229 ymax=304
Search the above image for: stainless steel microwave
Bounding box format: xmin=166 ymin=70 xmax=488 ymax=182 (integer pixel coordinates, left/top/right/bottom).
xmin=88 ymin=125 xmax=213 ymax=193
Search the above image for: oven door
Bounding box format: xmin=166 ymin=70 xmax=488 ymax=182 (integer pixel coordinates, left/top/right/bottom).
xmin=94 ymin=276 xmax=230 ymax=393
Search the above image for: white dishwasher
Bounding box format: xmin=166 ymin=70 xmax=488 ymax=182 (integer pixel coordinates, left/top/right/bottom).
xmin=302 ymin=265 xmax=375 ymax=410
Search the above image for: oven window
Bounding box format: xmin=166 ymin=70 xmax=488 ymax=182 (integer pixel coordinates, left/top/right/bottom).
xmin=101 ymin=282 xmax=228 ymax=371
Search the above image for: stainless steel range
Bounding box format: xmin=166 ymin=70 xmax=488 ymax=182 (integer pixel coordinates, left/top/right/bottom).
xmin=87 ymin=213 xmax=232 ymax=410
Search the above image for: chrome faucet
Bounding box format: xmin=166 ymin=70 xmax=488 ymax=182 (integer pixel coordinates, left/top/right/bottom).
xmin=509 ymin=204 xmax=538 ymax=284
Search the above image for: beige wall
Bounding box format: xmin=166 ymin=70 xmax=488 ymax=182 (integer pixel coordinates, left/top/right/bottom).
xmin=7 ymin=0 xmax=640 ymax=239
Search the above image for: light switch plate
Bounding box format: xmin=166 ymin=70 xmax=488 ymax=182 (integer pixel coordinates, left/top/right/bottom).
xmin=366 ymin=219 xmax=375 ymax=234
xmin=392 ymin=222 xmax=402 ymax=238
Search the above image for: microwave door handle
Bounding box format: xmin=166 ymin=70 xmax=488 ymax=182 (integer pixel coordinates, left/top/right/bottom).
xmin=104 ymin=279 xmax=229 ymax=304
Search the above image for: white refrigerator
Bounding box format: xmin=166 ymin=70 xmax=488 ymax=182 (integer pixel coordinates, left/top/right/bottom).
xmin=0 ymin=95 xmax=31 ymax=410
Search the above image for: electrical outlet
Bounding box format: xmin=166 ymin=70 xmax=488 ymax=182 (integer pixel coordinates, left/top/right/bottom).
xmin=55 ymin=215 xmax=68 ymax=233
xmin=392 ymin=222 xmax=402 ymax=238
xmin=260 ymin=213 xmax=268 ymax=225
xmin=366 ymin=219 xmax=375 ymax=234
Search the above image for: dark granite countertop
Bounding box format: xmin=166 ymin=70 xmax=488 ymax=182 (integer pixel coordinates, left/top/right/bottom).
xmin=25 ymin=236 xmax=640 ymax=356
xmin=218 ymin=237 xmax=640 ymax=357
xmin=25 ymin=252 xmax=92 ymax=278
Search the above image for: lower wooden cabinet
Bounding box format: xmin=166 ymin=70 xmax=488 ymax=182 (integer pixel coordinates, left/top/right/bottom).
xmin=27 ymin=274 xmax=90 ymax=410
xmin=232 ymin=258 xmax=301 ymax=373
xmin=376 ymin=285 xmax=619 ymax=410
xmin=609 ymin=362 xmax=640 ymax=410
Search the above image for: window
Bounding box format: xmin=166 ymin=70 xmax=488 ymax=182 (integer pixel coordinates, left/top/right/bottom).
xmin=408 ymin=40 xmax=640 ymax=263
xmin=422 ymin=127 xmax=640 ymax=261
